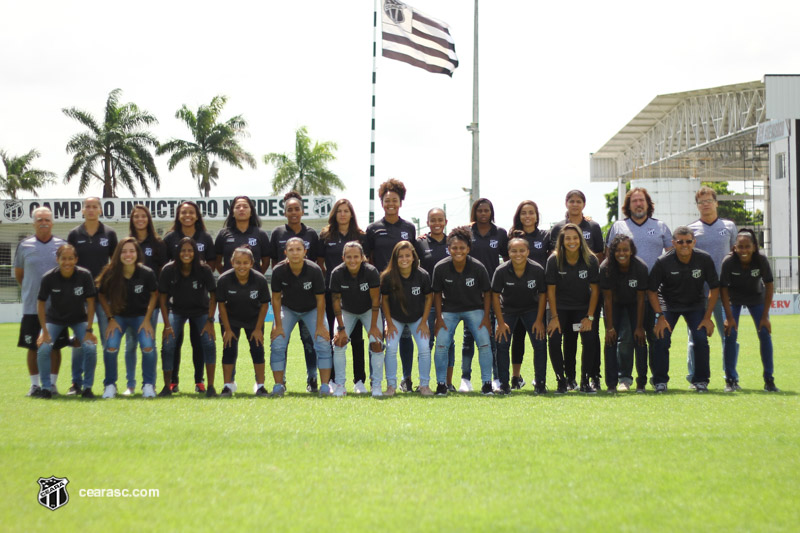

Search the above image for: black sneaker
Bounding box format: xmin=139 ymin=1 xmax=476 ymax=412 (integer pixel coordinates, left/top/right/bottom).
xmin=195 ymin=382 xmax=206 ymax=393
xmin=591 ymin=377 xmax=602 ymax=392
xmin=400 ymin=377 xmax=413 ymax=393
xmin=733 ymin=381 xmax=742 ymax=391
xmin=170 ymin=383 xmax=179 ymax=394
xmin=555 ymin=380 xmax=567 ymax=395
xmin=81 ymin=388 xmax=95 ymax=399
xmin=579 ymin=382 xmax=597 ymax=394
xmin=481 ymin=381 xmax=494 ymax=396
xmin=205 ymin=385 xmax=218 ymax=398
xmin=306 ymin=378 xmax=318 ymax=393
xmin=636 ymin=384 xmax=646 ymax=394
xmin=695 ymin=382 xmax=708 ymax=393
xmin=497 ymin=383 xmax=511 ymax=395
xmin=724 ymin=379 xmax=736 ymax=392
xmin=567 ymin=379 xmax=578 ymax=391
xmin=447 ymin=383 xmax=457 ymax=393
xmin=39 ymin=388 xmax=52 ymax=399
xmin=534 ymin=382 xmax=547 ymax=395
xmin=435 ymin=382 xmax=448 ymax=396
xmin=158 ymin=386 xmax=172 ymax=397
xmin=764 ymin=379 xmax=780 ymax=392
xmin=220 ymin=386 xmax=233 ymax=398
xmin=511 ymin=376 xmax=526 ymax=390
xmin=255 ymin=385 xmax=269 ymax=397
xmin=68 ymin=384 xmax=81 ymax=395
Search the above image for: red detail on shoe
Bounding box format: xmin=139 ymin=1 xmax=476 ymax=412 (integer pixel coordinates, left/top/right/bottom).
xmin=196 ymin=383 xmax=206 ymax=392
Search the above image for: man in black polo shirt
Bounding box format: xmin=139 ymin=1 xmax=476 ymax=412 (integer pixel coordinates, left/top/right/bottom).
xmin=66 ymin=197 xmax=117 ymax=395
xmin=648 ymin=226 xmax=719 ymax=393
xmin=365 ymin=179 xmax=417 ymax=391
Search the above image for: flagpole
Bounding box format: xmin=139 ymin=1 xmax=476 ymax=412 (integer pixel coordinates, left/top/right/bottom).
xmin=369 ymin=0 xmax=379 ymax=224
xmin=468 ymin=0 xmax=479 ymax=208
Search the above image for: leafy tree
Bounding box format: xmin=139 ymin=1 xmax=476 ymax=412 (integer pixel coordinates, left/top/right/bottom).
xmin=0 ymin=149 xmax=56 ymax=199
xmin=603 ymin=181 xmax=630 ymax=235
xmin=702 ymin=181 xmax=763 ymax=226
xmin=265 ymin=126 xmax=343 ymax=195
xmin=63 ymin=89 xmax=160 ymax=197
xmin=158 ymin=95 xmax=256 ymax=197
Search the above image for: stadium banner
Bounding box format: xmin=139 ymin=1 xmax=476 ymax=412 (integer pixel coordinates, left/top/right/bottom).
xmin=1 ymin=196 xmax=335 ymax=224
xmin=739 ymin=294 xmax=799 ymax=316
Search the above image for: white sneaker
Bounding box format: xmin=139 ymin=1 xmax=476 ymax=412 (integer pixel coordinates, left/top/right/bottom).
xmin=122 ymin=387 xmax=135 ymax=396
xmin=353 ymin=380 xmax=368 ymax=394
xmin=142 ymin=384 xmax=156 ymax=398
xmin=372 ymin=386 xmax=383 ymax=398
xmin=459 ymin=378 xmax=473 ymax=392
xmin=102 ymin=384 xmax=117 ymax=399
xmin=333 ymin=384 xmax=346 ymax=397
xmin=492 ymin=379 xmax=502 ymax=392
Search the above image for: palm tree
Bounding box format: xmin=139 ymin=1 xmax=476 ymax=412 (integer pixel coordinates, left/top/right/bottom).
xmin=0 ymin=149 xmax=56 ymax=198
xmin=62 ymin=89 xmax=160 ymax=197
xmin=265 ymin=126 xmax=344 ymax=195
xmin=157 ymin=95 xmax=256 ymax=197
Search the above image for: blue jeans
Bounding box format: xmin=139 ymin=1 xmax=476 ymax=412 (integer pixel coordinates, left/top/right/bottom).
xmin=270 ymin=307 xmax=332 ymax=372
xmin=162 ymin=313 xmax=216 ymax=372
xmin=333 ymin=309 xmax=383 ymax=389
xmin=435 ymin=310 xmax=492 ymax=384
xmin=496 ymin=311 xmax=547 ymax=385
xmin=298 ymin=320 xmax=318 ymax=381
xmin=461 ymin=309 xmax=498 ymax=380
xmin=39 ymin=322 xmax=95 ymax=389
xmin=654 ymin=308 xmax=709 ymax=385
xmin=427 ymin=306 xmax=454 ymax=367
xmin=386 ymin=317 xmax=431 ymax=388
xmin=72 ymin=305 xmax=107 ymax=388
xmin=124 ymin=309 xmax=159 ymax=389
xmin=724 ymin=303 xmax=773 ymax=380
xmin=605 ymin=303 xmax=648 ymax=389
xmin=104 ymin=315 xmax=157 ymax=387
xmin=687 ymin=298 xmax=735 ymax=382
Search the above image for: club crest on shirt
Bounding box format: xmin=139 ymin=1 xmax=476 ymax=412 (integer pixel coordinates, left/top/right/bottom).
xmin=489 ymin=239 xmax=498 ymax=249
xmin=648 ymin=228 xmax=656 ymax=236
xmin=719 ymin=229 xmax=728 ymax=236
xmin=534 ymin=241 xmax=543 ymax=249
xmin=192 ymin=281 xmax=198 ymax=289
xmin=250 ymin=290 xmax=259 ymax=299
xmin=74 ymin=286 xmax=83 ymax=296
xmin=248 ymin=238 xmax=258 ymax=247
xmin=99 ymin=238 xmax=109 ymax=247
xmin=145 ymin=247 xmax=153 ymax=256
xmin=303 ymin=281 xmax=313 ymax=290
xmin=583 ymin=231 xmax=591 ymax=241
xmin=134 ymin=285 xmax=143 ymax=294
xmin=466 ymin=278 xmax=475 ymax=287
xmin=197 ymin=243 xmax=205 ymax=251
xmin=359 ymin=283 xmax=369 ymax=291
xmin=578 ymin=270 xmax=587 ymax=279
xmin=400 ymin=232 xmax=409 ymax=240
xmin=411 ymin=286 xmax=421 ymax=296
xmin=752 ymin=269 xmax=760 ymax=277
xmin=692 ymin=269 xmax=702 ymax=278
xmin=527 ymin=280 xmax=536 ymax=289
xmin=629 ymin=279 xmax=637 ymax=288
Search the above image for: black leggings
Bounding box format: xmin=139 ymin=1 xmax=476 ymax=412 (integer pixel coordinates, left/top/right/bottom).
xmin=547 ymin=308 xmax=599 ymax=383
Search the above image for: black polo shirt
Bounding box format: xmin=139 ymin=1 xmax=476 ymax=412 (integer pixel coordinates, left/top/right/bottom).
xmin=319 ymin=232 xmax=368 ymax=284
xmin=415 ymin=233 xmax=449 ymax=277
xmin=648 ymin=249 xmax=719 ymax=312
xmin=381 ymin=267 xmax=432 ymax=323
xmin=598 ymin=256 xmax=649 ymax=306
xmin=514 ymin=228 xmax=551 ymax=268
xmin=491 ymin=259 xmax=546 ymax=315
xmin=469 ymin=223 xmax=509 ymax=278
xmin=720 ymin=252 xmax=773 ymax=307
xmin=163 ymin=229 xmax=217 ymax=264
xmin=136 ymin=235 xmax=168 ymax=276
xmin=545 ymin=254 xmax=600 ymax=311
xmin=216 ymin=269 xmax=271 ymax=329
xmin=365 ymin=217 xmax=416 ymax=272
xmin=329 ymin=262 xmax=381 ymax=314
xmin=38 ymin=266 xmax=97 ymax=325
xmin=158 ymin=262 xmax=216 ymax=317
xmin=270 ymin=224 xmax=320 ymax=262
xmin=549 ymin=218 xmax=604 ymax=254
xmin=432 ymin=256 xmax=491 ymax=313
xmin=106 ymin=265 xmax=158 ymax=317
xmin=271 ymin=259 xmax=326 ymax=313
xmin=215 ymin=225 xmax=271 ymax=272
xmin=67 ymin=222 xmax=118 ymax=278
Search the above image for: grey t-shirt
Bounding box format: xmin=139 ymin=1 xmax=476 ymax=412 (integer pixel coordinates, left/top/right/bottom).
xmin=15 ymin=235 xmax=66 ymax=314
xmin=688 ymin=218 xmax=737 ymax=274
xmin=606 ymin=217 xmax=672 ymax=272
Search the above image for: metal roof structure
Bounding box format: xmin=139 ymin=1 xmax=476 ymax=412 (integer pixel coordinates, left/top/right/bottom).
xmin=590 ymin=81 xmax=768 ymax=185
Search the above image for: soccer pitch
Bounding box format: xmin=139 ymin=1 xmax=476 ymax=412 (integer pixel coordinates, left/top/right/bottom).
xmin=2 ymin=318 xmax=798 ymax=532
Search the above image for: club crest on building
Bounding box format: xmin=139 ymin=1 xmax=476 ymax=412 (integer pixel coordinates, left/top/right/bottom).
xmin=37 ymin=476 xmax=69 ymax=511
xmin=465 ymin=277 xmax=475 ymax=287
xmin=692 ymin=269 xmax=702 ymax=278
xmin=4 ymin=200 xmax=24 ymax=221
xmin=384 ymin=0 xmax=407 ymax=24
xmin=250 ymin=290 xmax=259 ymax=299
xmin=527 ymin=280 xmax=536 ymax=289
xmin=579 ymin=270 xmax=588 ymax=279
xmin=313 ymin=197 xmax=333 ymax=218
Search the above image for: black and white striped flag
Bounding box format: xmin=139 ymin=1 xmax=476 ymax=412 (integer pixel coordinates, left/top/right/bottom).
xmin=381 ymin=0 xmax=459 ymax=77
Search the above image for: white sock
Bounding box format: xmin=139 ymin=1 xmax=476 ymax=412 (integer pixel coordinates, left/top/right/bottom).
xmin=31 ymin=374 xmax=41 ymax=386
xmin=50 ymin=373 xmax=58 ymax=385
xmin=225 ymin=382 xmax=235 ymax=391
xmin=256 ymin=383 xmax=264 ymax=389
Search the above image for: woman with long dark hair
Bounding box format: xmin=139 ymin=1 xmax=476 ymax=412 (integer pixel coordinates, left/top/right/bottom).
xmin=158 ymin=237 xmax=217 ymax=397
xmin=545 ymin=223 xmax=600 ymax=394
xmin=215 ymin=195 xmax=271 ymax=274
xmin=600 ymin=234 xmax=648 ymax=392
xmin=97 ymin=237 xmax=159 ymax=398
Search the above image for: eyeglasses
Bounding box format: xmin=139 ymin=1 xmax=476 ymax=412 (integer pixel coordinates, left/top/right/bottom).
xmin=674 ymin=239 xmax=694 ymax=245
xmin=696 ymin=199 xmax=715 ymax=206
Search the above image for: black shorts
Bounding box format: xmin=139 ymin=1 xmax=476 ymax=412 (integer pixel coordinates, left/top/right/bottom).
xmin=17 ymin=314 xmax=71 ymax=351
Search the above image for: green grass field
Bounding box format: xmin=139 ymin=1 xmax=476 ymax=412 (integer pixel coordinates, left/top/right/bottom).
xmin=1 ymin=317 xmax=798 ymax=532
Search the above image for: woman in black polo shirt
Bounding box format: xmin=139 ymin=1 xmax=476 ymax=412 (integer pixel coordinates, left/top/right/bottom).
xmin=545 ymin=223 xmax=600 ymax=394
xmin=36 ymin=244 xmax=98 ymax=399
xmin=217 ymin=247 xmax=271 ymax=397
xmin=215 ymin=196 xmax=271 ymax=274
xmin=97 ymin=238 xmax=159 ymax=399
xmin=600 ymin=235 xmax=648 ymax=392
xmin=381 ymin=241 xmax=433 ymax=396
xmin=163 ymin=201 xmax=216 ymax=393
xmin=319 ymin=198 xmax=369 ymax=393
xmin=270 ymin=237 xmax=333 ymax=397
xmin=508 ymin=200 xmax=551 ymax=389
xmin=330 ymin=242 xmax=383 ymax=397
xmin=158 ymin=237 xmax=218 ymax=397
xmin=492 ymin=237 xmax=547 ymax=395
xmin=123 ymin=205 xmax=168 ymax=396
xmin=720 ymin=229 xmax=778 ymax=392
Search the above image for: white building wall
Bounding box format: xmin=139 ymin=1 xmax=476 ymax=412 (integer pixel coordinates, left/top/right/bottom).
xmin=630 ymin=178 xmax=701 ymax=232
xmin=767 ymin=123 xmax=799 ymax=292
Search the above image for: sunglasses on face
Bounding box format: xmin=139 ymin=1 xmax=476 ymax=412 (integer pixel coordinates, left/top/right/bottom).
xmin=674 ymin=239 xmax=694 ymax=245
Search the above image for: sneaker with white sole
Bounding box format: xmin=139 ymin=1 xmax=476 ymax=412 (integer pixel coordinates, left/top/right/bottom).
xmin=459 ymin=378 xmax=473 ymax=393
xmin=271 ymin=383 xmax=286 ymax=397
xmin=67 ymin=384 xmax=80 ymax=395
xmin=122 ymin=387 xmax=135 ymax=396
xmin=353 ymin=380 xmax=368 ymax=394
xmin=49 ymin=384 xmax=59 ymax=396
xmin=319 ymin=383 xmax=332 ymax=397
xmin=654 ymin=383 xmax=667 ymax=394
xmin=481 ymin=381 xmax=494 ymax=396
xmin=618 ymin=383 xmax=630 ymax=392
xmin=384 ymin=385 xmax=396 ymax=397
xmin=102 ymin=384 xmax=117 ymax=399
xmin=142 ymin=384 xmax=156 ymax=398
xmin=418 ymin=385 xmax=433 ymax=396
xmin=492 ymin=379 xmax=502 ymax=392
xmin=372 ymin=386 xmax=383 ymax=398
xmin=25 ymin=384 xmax=40 ymax=397
xmin=695 ymin=382 xmax=709 ymax=393
xmin=333 ymin=384 xmax=347 ymax=397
